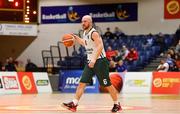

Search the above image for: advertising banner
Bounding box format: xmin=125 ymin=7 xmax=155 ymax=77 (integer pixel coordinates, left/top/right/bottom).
xmin=41 ymin=3 xmax=137 ymax=24
xmin=0 ymin=24 xmax=37 ymax=36
xmin=0 ymin=72 xmax=21 ymax=94
xmin=33 ymin=72 xmax=52 ymax=93
xmin=122 ymin=72 xmax=152 ymax=93
xmin=152 ymin=72 xmax=180 ymax=94
xmin=164 ymin=0 xmax=180 ymax=19
xmin=59 ymin=70 xmax=99 ymax=93
xmin=17 ymin=72 xmax=37 ymax=94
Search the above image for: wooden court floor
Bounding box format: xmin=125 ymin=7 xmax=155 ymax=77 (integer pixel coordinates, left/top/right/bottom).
xmin=0 ymin=93 xmax=179 ymax=114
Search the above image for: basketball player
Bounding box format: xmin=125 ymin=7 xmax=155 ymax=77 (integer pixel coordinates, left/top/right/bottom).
xmin=62 ymin=15 xmax=122 ymax=112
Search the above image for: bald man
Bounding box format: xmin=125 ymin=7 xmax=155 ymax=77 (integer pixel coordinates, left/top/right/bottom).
xmin=62 ymin=15 xmax=122 ymax=113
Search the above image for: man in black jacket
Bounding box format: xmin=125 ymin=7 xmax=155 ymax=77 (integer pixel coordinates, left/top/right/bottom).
xmin=25 ymin=59 xmax=38 ymax=72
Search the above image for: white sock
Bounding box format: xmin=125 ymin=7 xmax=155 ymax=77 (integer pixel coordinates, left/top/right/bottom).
xmin=72 ymin=99 xmax=78 ymax=105
xmin=114 ymin=101 xmax=118 ymax=105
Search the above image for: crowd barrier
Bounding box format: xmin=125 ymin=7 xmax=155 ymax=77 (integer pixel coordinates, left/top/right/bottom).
xmin=1 ymin=71 xmax=179 ymax=94
xmin=59 ymin=70 xmax=180 ymax=94
xmin=0 ymin=72 xmax=52 ymax=94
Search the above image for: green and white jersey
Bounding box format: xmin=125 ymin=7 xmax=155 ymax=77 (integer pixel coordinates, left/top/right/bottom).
xmin=83 ymin=28 xmax=106 ymax=62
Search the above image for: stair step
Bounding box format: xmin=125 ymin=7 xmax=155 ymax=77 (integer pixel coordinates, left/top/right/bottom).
xmin=148 ymin=63 xmax=159 ymax=66
xmin=143 ymin=67 xmax=156 ymax=71
xmin=146 ymin=64 xmax=158 ymax=67
xmin=142 ymin=55 xmax=167 ymax=71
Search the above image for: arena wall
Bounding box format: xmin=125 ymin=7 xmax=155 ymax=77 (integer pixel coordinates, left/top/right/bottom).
xmin=17 ymin=0 xmax=179 ymax=66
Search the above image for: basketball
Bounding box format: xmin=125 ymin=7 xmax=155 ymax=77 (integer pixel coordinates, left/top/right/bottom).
xmin=110 ymin=73 xmax=123 ymax=92
xmin=62 ymin=34 xmax=75 ymax=47
xmin=99 ymin=73 xmax=123 ymax=93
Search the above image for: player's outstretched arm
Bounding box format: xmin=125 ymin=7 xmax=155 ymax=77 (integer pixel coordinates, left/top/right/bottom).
xmin=71 ymin=34 xmax=85 ymax=46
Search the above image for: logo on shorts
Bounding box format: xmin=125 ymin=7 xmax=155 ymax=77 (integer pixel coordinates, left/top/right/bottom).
xmin=103 ymin=79 xmax=108 ymax=85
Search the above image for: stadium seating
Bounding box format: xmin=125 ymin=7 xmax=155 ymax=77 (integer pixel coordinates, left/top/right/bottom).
xmin=58 ymin=34 xmax=174 ymax=71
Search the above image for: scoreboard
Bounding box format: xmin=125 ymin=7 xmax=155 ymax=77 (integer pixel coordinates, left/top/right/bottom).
xmin=0 ymin=0 xmax=38 ymax=24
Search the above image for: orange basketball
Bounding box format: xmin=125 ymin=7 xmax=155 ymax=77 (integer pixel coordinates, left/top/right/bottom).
xmin=110 ymin=73 xmax=123 ymax=92
xmin=99 ymin=73 xmax=123 ymax=93
xmin=62 ymin=34 xmax=75 ymax=47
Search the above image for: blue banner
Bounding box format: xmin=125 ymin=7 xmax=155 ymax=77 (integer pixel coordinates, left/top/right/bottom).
xmin=59 ymin=70 xmax=99 ymax=93
xmin=41 ymin=3 xmax=138 ymax=24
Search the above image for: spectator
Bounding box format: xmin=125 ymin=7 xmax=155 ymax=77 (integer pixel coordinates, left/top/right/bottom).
xmin=104 ymin=27 xmax=114 ymax=39
xmin=126 ymin=48 xmax=138 ymax=63
xmin=156 ymin=59 xmax=169 ymax=72
xmin=114 ymin=50 xmax=122 ymax=61
xmin=155 ymin=32 xmax=165 ymax=53
xmin=175 ymin=40 xmax=180 ymax=54
xmin=175 ymin=55 xmax=180 ymax=71
xmin=116 ymin=60 xmax=127 ymax=72
xmin=105 ymin=46 xmax=117 ymax=61
xmin=166 ymin=54 xmax=175 ymax=71
xmin=114 ymin=27 xmax=125 ymax=37
xmin=0 ymin=61 xmax=2 ymax=71
xmin=16 ymin=61 xmax=25 ymax=72
xmin=167 ymin=48 xmax=176 ymax=59
xmin=25 ymin=59 xmax=38 ymax=72
xmin=109 ymin=60 xmax=116 ymax=72
xmin=174 ymin=24 xmax=180 ymax=45
xmin=1 ymin=65 xmax=6 ymax=71
xmin=143 ymin=34 xmax=154 ymax=50
xmin=5 ymin=57 xmax=17 ymax=71
xmin=119 ymin=45 xmax=129 ymax=60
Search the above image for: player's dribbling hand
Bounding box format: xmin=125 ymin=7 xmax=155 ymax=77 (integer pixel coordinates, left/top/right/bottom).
xmin=88 ymin=61 xmax=95 ymax=68
xmin=70 ymin=33 xmax=78 ymax=39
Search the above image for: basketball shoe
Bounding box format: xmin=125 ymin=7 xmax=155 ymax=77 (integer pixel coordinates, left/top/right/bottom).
xmin=111 ymin=102 xmax=122 ymax=112
xmin=62 ymin=101 xmax=78 ymax=112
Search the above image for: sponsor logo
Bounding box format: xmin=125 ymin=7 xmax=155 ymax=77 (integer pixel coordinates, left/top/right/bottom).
xmin=89 ymin=12 xmax=115 ymax=18
xmin=18 ymin=72 xmax=38 ymax=94
xmin=2 ymin=76 xmax=19 ymax=90
xmin=66 ymin=77 xmax=80 ymax=85
xmin=0 ymin=79 xmax=3 ymax=88
xmin=153 ymin=78 xmax=180 ymax=88
xmin=153 ymin=78 xmax=162 ymax=88
xmin=22 ymin=75 xmax=32 ymax=90
xmin=36 ymin=80 xmax=49 ymax=86
xmin=65 ymin=77 xmax=96 ymax=89
xmin=167 ymin=0 xmax=180 ymax=15
xmin=66 ymin=77 xmax=96 ymax=85
xmin=42 ymin=13 xmax=66 ymax=20
xmin=67 ymin=6 xmax=80 ymax=22
xmin=126 ymin=79 xmax=148 ymax=87
xmin=116 ymin=5 xmax=129 ymax=20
